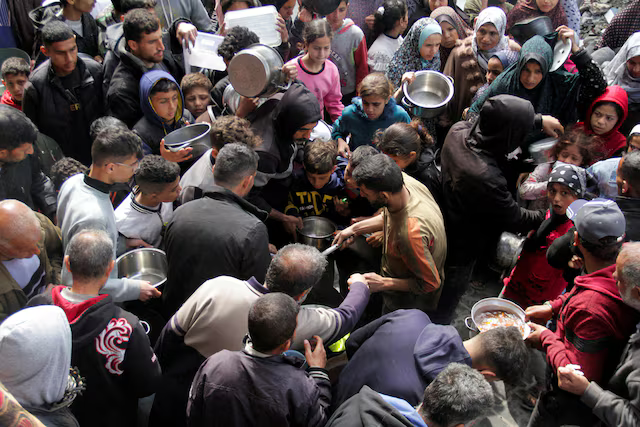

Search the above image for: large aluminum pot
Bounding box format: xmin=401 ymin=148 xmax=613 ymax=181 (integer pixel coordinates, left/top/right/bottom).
xmin=228 ymin=44 xmax=291 ymax=98
xmin=401 ymin=70 xmax=454 ymax=118
xmin=163 ymin=123 xmax=212 ymax=157
xmin=116 ymin=248 xmax=168 ymax=288
xmin=464 ymin=297 xmax=531 ymax=339
xmin=489 ymin=232 xmax=526 ymax=275
xmin=297 ymin=217 xmax=337 ymax=252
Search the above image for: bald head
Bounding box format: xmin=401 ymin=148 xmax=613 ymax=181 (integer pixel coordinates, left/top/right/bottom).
xmin=616 ymin=243 xmax=640 ymax=311
xmin=0 ymin=200 xmax=41 ymax=260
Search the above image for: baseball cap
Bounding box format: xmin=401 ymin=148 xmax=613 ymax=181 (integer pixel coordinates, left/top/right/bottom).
xmin=568 ymin=199 xmax=626 ymax=245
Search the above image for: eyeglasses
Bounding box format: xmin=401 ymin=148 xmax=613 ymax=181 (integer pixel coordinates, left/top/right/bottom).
xmin=113 ymin=159 xmax=141 ymax=170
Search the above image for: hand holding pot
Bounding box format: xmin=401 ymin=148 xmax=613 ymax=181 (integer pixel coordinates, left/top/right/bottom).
xmin=282 ymin=62 xmax=298 ymax=81
xmin=139 ymin=281 xmax=162 ymax=301
xmin=282 ymin=214 xmax=303 ymax=238
xmin=332 ymin=226 xmax=356 ymax=249
xmin=337 ymin=138 xmax=350 ymax=159
xmin=161 ymin=139 xmax=193 ymax=162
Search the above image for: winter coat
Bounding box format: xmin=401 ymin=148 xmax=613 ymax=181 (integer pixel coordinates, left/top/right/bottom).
xmin=0 ymin=154 xmax=57 ymax=218
xmin=331 ymin=97 xmax=410 ymax=150
xmin=23 ymin=57 xmax=104 ymax=165
xmin=29 ymin=286 xmax=161 ymax=427
xmin=541 ymin=264 xmax=640 ymax=383
xmin=617 ymin=195 xmax=640 ymax=242
xmin=333 ymin=309 xmax=471 ymax=409
xmin=404 ymin=148 xmax=442 ymax=207
xmin=6 ymin=0 xmax=41 ymax=53
xmin=441 ymin=95 xmax=545 ymax=263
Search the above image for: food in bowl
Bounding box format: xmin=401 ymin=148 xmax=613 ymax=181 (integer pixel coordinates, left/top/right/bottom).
xmin=476 ymin=310 xmax=528 ymax=338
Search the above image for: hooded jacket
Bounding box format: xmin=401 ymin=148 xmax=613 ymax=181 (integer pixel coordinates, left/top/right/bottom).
xmin=541 ymin=264 xmax=640 ymax=383
xmin=0 ymin=305 xmax=78 ymax=427
xmin=441 ymin=95 xmax=545 ymax=262
xmin=404 ymin=148 xmax=443 ymax=208
xmin=29 ymin=286 xmax=161 ymax=427
xmin=248 ymin=83 xmax=322 ymax=212
xmin=133 ymin=70 xmax=190 ymax=155
xmin=331 ymin=97 xmax=411 ymax=150
xmin=576 ymin=85 xmax=629 ymax=158
xmin=333 ymin=309 xmax=471 ymax=409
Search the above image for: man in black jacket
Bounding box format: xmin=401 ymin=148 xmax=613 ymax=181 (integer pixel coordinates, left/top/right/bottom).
xmin=0 ymin=106 xmax=56 ymax=218
xmin=162 ymin=143 xmax=271 ymax=317
xmin=23 ymin=20 xmax=104 ymax=165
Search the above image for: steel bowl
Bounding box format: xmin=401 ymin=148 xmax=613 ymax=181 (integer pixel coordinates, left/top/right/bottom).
xmin=163 ymin=123 xmax=212 ymax=156
xmin=297 ymin=217 xmax=337 ymax=252
xmin=465 ymin=297 xmax=531 ymax=339
xmin=116 ymin=248 xmax=168 ymax=288
xmin=228 ymin=44 xmax=290 ymax=98
xmin=402 ymin=70 xmax=454 ymax=118
xmin=489 ymin=232 xmax=526 ymax=276
xmin=509 ymin=16 xmax=553 ymax=46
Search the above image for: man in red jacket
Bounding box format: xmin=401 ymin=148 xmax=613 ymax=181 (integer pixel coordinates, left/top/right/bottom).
xmin=525 ymin=199 xmax=640 ymax=427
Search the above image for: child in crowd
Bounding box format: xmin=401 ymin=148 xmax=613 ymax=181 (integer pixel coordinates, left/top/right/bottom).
xmin=181 ymin=73 xmax=213 ymax=120
xmin=575 ymin=85 xmax=629 ymax=158
xmin=503 ymin=162 xmax=587 ymax=309
xmin=133 ymin=70 xmax=193 ymax=156
xmin=0 ymin=58 xmax=30 ymax=111
xmin=284 ymin=138 xmax=349 ymax=225
xmin=326 ymin=0 xmax=369 ymax=104
xmin=367 ymin=0 xmax=409 ymax=72
xmin=50 ymin=157 xmax=89 ymax=191
xmin=287 ymin=19 xmax=344 ymax=122
xmin=471 ymin=50 xmax=518 ymax=104
xmin=115 ymin=155 xmax=181 ymax=249
xmin=519 ymin=128 xmax=601 ymax=209
xmin=332 ymin=73 xmax=410 ymax=156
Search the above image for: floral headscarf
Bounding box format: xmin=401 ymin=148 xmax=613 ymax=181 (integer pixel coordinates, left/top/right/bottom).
xmin=386 ymin=17 xmax=442 ymax=88
xmin=472 ymin=7 xmax=511 ymax=71
xmin=603 ymin=31 xmax=640 ymax=104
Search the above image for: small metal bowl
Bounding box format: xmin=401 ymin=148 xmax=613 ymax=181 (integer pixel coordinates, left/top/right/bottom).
xmin=297 ymin=217 xmax=337 ymax=252
xmin=116 ymin=248 xmax=168 ymax=288
xmin=402 ymin=70 xmax=455 ymax=118
xmin=163 ymin=123 xmax=212 ymax=153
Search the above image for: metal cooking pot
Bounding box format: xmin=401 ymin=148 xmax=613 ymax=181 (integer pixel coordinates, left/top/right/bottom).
xmin=163 ymin=123 xmax=212 ymax=157
xmin=116 ymin=248 xmax=168 ymax=288
xmin=528 ymin=137 xmax=558 ymax=165
xmin=509 ymin=16 xmax=553 ymax=46
xmin=297 ymin=217 xmax=337 ymax=252
xmin=489 ymin=232 xmax=526 ymax=276
xmin=401 ymin=70 xmax=454 ymax=119
xmin=464 ymin=297 xmax=531 ymax=339
xmin=228 ymin=44 xmax=291 ymax=98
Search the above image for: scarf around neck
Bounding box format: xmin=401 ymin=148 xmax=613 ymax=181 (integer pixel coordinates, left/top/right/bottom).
xmin=472 ymin=6 xmax=510 ymax=71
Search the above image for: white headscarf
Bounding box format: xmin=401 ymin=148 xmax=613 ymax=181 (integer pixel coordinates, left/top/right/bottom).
xmin=604 ymin=32 xmax=640 ymax=104
xmin=472 ymin=7 xmax=510 ymax=71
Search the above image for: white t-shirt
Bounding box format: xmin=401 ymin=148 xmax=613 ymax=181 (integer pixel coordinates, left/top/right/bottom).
xmin=114 ymin=193 xmax=174 ymax=248
xmin=368 ymin=33 xmax=404 ymax=73
xmin=65 ymin=19 xmax=83 ymax=37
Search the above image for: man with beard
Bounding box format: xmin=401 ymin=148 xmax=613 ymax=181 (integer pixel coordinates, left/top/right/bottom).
xmin=333 ymin=154 xmax=446 ymax=314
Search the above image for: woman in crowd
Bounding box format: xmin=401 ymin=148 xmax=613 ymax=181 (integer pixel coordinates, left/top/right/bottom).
xmin=469 ymin=29 xmax=606 ymax=133
xmin=367 ymin=0 xmax=409 ymax=72
xmin=596 ymin=0 xmax=640 ymax=51
xmin=443 ymin=7 xmax=519 ymax=122
xmin=430 ymin=5 xmax=472 ymax=71
xmin=471 ymin=50 xmax=518 ymax=104
xmin=604 ymin=32 xmax=640 ymax=135
xmin=407 ymin=0 xmax=470 ymax=32
xmin=506 ymin=0 xmax=568 ymax=35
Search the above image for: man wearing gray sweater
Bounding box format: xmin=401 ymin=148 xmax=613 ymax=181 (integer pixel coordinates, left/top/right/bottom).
xmin=57 ymin=128 xmax=160 ymax=302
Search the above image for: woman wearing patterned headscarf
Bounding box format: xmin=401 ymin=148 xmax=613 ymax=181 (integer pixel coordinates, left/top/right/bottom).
xmin=443 ymin=7 xmax=519 ymax=122
xmin=506 ymin=0 xmax=569 ymax=35
xmin=430 ymin=6 xmax=472 ymax=70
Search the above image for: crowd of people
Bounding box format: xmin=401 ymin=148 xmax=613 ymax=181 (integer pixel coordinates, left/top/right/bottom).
xmin=1 ymin=0 xmax=640 ymax=426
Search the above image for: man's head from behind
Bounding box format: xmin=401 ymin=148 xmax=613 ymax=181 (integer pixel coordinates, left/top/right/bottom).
xmin=90 ymin=116 xmax=128 ymax=141
xmin=123 ymin=9 xmax=163 ymax=64
xmin=419 ymin=363 xmax=493 ymax=427
xmin=352 ymin=153 xmax=404 ymax=209
xmin=248 ymin=293 xmax=299 ymax=354
xmin=614 ymin=242 xmax=640 ymax=312
xmin=135 ymin=155 xmax=181 ymax=203
xmin=264 ymin=243 xmax=328 ymax=301
xmin=65 ymin=230 xmax=114 ymax=291
xmin=617 ymin=151 xmax=640 ymax=199
xmin=470 ymin=326 xmax=530 ymax=386
xmin=120 ymin=0 xmax=158 ymax=14
xmin=40 ymin=21 xmax=77 ymax=77
xmin=572 ymin=199 xmax=626 ymax=264
xmin=208 ymin=116 xmax=262 ymax=160
xmin=1 ymin=58 xmax=30 ymax=103
xmin=217 ymin=26 xmax=260 ymax=66
xmin=304 ymin=139 xmax=338 ymax=190
xmin=345 ymin=145 xmax=377 ymax=189
xmin=212 ymin=143 xmax=258 ymax=196
xmin=91 ymin=129 xmax=143 ymax=184
xmin=0 ymin=106 xmax=36 ymax=164
xmin=0 ymin=200 xmax=40 ymax=262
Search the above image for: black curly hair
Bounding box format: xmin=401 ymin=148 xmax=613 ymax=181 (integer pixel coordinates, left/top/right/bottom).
xmin=134 ymin=154 xmax=181 ymax=195
xmin=217 ymin=26 xmax=260 ymax=62
xmin=210 ymin=116 xmax=262 ymax=151
xmin=50 ymin=157 xmax=89 ymax=191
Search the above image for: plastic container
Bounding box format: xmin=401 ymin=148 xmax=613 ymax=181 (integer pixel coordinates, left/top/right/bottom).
xmin=183 ymin=32 xmax=226 ymax=73
xmin=225 ymin=6 xmax=282 ymax=47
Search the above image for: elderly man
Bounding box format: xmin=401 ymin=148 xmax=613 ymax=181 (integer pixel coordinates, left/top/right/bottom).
xmin=556 ymin=242 xmax=640 ymax=427
xmin=333 ymin=153 xmax=446 ymax=314
xmin=0 ymin=200 xmax=62 ymax=321
xmin=29 ymin=230 xmax=161 ymax=427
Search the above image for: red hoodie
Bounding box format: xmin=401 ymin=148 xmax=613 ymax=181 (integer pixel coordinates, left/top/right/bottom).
xmin=0 ymin=89 xmax=21 ymax=111
xmin=576 ymin=85 xmax=629 ymax=159
xmin=540 ymin=264 xmax=639 ymax=383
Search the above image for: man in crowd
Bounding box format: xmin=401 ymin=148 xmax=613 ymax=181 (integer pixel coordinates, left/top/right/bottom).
xmin=0 ymin=200 xmax=63 ymax=321
xmin=334 ymin=154 xmax=446 ymax=314
xmin=616 ymin=150 xmax=640 ymax=240
xmin=151 ymin=244 xmax=370 ymax=427
xmin=23 ymin=21 xmax=104 ymax=165
xmin=163 ymin=143 xmax=271 ymax=316
xmin=57 ymin=128 xmax=159 ymax=302
xmin=0 ymin=106 xmax=57 ymax=218
xmin=556 ymin=242 xmax=640 ymax=427
xmin=525 ymin=199 xmax=639 ymax=426
xmin=0 ymin=57 xmax=30 ymax=110
xmin=327 ymin=363 xmax=494 ymax=427
xmin=186 ymin=293 xmax=331 ymax=427
xmin=333 ymin=308 xmax=528 ymax=408
xmin=29 ymin=229 xmax=161 ymax=427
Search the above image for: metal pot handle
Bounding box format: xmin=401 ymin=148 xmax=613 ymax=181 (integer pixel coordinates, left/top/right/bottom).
xmin=464 ymin=317 xmax=478 ymax=332
xmin=444 ymin=74 xmax=454 ymax=84
xmin=140 ymin=320 xmax=151 ymax=335
xmin=401 ymin=97 xmax=413 ymax=108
